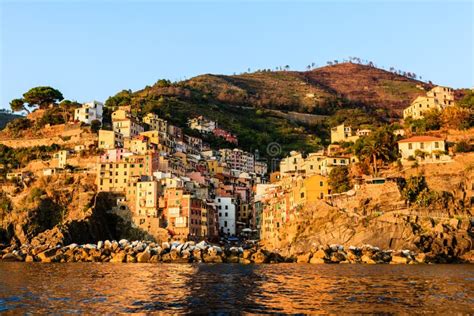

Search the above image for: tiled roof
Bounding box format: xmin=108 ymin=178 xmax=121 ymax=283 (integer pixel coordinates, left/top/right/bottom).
xmin=398 ymin=136 xmax=443 ymax=143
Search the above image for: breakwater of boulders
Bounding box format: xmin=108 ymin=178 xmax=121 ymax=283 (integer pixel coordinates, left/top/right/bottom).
xmin=0 ymin=240 xmax=472 ymax=264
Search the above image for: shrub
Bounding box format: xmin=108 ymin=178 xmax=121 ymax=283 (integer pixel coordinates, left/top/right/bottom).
xmin=454 ymin=140 xmax=472 ymax=153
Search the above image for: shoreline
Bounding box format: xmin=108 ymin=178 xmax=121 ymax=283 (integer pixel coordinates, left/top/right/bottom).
xmin=1 ymin=240 xmax=473 ymax=264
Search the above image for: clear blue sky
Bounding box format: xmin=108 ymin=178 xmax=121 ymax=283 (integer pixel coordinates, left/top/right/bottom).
xmin=1 ymin=0 xmax=473 ymax=109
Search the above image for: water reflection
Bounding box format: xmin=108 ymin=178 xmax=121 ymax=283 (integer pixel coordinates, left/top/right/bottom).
xmin=0 ymin=263 xmax=473 ymax=314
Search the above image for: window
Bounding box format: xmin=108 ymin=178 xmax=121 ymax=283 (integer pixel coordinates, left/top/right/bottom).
xmin=225 ymin=212 xmax=228 ymax=217
xmin=224 ymin=221 xmax=227 ymax=227
xmin=320 ymin=181 xmax=323 ymax=186
xmin=408 ymin=143 xmax=413 ymax=150
xmin=300 ymin=192 xmax=304 ymax=198
xmin=420 ymin=143 xmax=424 ymax=149
xmin=225 ymin=205 xmax=228 ymax=210
xmin=434 ymin=142 xmax=439 ymax=149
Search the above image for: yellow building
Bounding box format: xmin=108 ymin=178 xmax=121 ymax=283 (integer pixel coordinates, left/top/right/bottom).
xmin=143 ymin=113 xmax=168 ymax=133
xmin=98 ymin=130 xmax=124 ymax=149
xmin=96 ymin=153 xmax=158 ymax=193
xmin=303 ymin=174 xmax=330 ymax=201
xmin=403 ymin=86 xmax=455 ymax=119
xmin=330 ymin=124 xmax=360 ymax=144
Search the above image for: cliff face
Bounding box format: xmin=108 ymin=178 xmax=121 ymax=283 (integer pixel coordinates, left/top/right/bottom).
xmin=0 ymin=175 xmax=149 ymax=247
xmin=263 ymin=183 xmax=473 ymax=262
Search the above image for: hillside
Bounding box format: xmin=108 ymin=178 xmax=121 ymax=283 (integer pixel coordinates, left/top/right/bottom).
xmin=0 ymin=112 xmax=23 ymax=130
xmin=106 ymin=63 xmax=434 ymax=157
xmin=181 ymin=62 xmax=431 ymax=116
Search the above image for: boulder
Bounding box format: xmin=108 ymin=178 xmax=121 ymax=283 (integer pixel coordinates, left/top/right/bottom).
xmin=2 ymin=252 xmax=22 ymax=262
xmin=296 ymin=253 xmax=312 ymax=263
xmin=110 ymin=252 xmax=126 ymax=263
xmin=25 ymin=255 xmax=35 ymax=262
xmin=239 ymin=258 xmax=252 ymax=264
xmin=309 ymin=257 xmax=325 ymax=264
xmin=192 ymin=249 xmax=203 ymax=262
xmin=251 ymin=250 xmax=268 ymax=264
xmin=118 ymin=239 xmax=129 ymax=248
xmin=312 ymin=249 xmax=328 ymax=260
xmin=137 ymin=251 xmax=151 ymax=263
xmin=225 ymin=255 xmax=240 ymax=263
xmin=330 ymin=251 xmax=346 ymax=263
xmin=391 ymin=255 xmax=408 ymax=264
xmin=242 ymin=249 xmax=254 ymax=259
xmin=103 ymin=240 xmax=112 ymax=250
xmin=37 ymin=248 xmax=58 ymax=263
xmin=361 ymin=254 xmax=376 ymax=264
xmin=126 ymin=254 xmax=137 ymax=263
xmin=149 ymin=255 xmax=160 ymax=263
xmin=203 ymin=253 xmax=223 ymax=263
xmin=97 ymin=241 xmax=103 ymax=250
xmin=195 ymin=241 xmax=208 ymax=250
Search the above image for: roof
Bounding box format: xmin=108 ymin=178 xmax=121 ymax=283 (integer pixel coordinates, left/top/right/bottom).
xmin=398 ymin=136 xmax=443 ymax=143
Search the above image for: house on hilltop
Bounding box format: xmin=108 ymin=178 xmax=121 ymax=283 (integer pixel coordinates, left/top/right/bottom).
xmin=403 ymin=86 xmax=454 ymax=119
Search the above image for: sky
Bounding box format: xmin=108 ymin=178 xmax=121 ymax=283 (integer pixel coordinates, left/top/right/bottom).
xmin=0 ymin=0 xmax=473 ymax=109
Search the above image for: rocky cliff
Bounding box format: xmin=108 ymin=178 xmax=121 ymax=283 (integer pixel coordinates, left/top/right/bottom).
xmin=263 ymin=182 xmax=473 ymax=263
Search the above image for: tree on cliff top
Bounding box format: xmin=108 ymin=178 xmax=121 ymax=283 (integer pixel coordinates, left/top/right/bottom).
xmin=10 ymin=86 xmax=64 ymax=113
xmin=23 ymin=86 xmax=64 ymax=109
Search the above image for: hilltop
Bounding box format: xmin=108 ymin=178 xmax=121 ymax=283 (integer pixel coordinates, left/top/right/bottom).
xmin=101 ymin=62 xmax=436 ymax=157
xmin=179 ymin=62 xmax=431 ymax=116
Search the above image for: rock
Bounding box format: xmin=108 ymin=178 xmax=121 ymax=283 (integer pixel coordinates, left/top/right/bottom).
xmin=97 ymin=241 xmax=103 ymax=250
xmin=225 ymin=255 xmax=240 ymax=263
xmin=192 ymin=249 xmax=203 ymax=262
xmin=460 ymin=250 xmax=474 ymax=263
xmin=111 ymin=241 xmax=119 ymax=252
xmin=137 ymin=251 xmax=151 ymax=263
xmin=391 ymin=255 xmax=408 ymax=264
xmin=37 ymin=248 xmax=58 ymax=263
xmin=195 ymin=241 xmax=208 ymax=250
xmin=309 ymin=257 xmax=325 ymax=264
xmin=25 ymin=255 xmax=35 ymax=262
xmin=203 ymin=253 xmax=223 ymax=263
xmin=361 ymin=254 xmax=376 ymax=264
xmin=2 ymin=253 xmax=22 ymax=262
xmin=83 ymin=244 xmax=96 ymax=250
xmin=239 ymin=258 xmax=252 ymax=264
xmin=162 ymin=242 xmax=170 ymax=250
xmin=161 ymin=253 xmax=172 ymax=263
xmin=104 ymin=240 xmax=112 ymax=250
xmin=119 ymin=239 xmax=129 ymax=248
xmin=312 ymin=249 xmax=328 ymax=260
xmin=296 ymin=253 xmax=312 ymax=263
xmin=126 ymin=254 xmax=137 ymax=263
xmin=110 ymin=252 xmax=126 ymax=263
xmin=149 ymin=255 xmax=160 ymax=263
xmin=181 ymin=249 xmax=191 ymax=261
xmin=242 ymin=249 xmax=254 ymax=259
xmin=251 ymin=250 xmax=268 ymax=264
xmin=449 ymin=218 xmax=459 ymax=229
xmin=330 ymin=251 xmax=346 ymax=263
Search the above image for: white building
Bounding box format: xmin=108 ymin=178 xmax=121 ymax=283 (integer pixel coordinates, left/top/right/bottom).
xmin=215 ymin=196 xmax=236 ymax=236
xmin=135 ymin=181 xmax=160 ymax=217
xmin=74 ymin=101 xmax=103 ymax=125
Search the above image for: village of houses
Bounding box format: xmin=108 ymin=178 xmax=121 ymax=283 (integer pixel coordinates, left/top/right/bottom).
xmin=3 ymin=85 xmax=472 ymax=243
